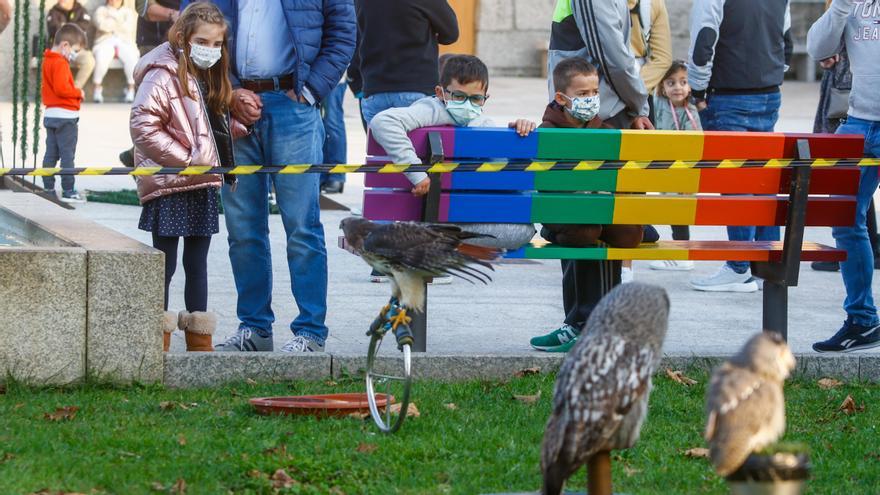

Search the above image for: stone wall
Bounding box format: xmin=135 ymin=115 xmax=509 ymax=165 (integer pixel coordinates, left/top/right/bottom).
xmin=0 ymin=189 xmax=164 ymax=385
xmin=475 ymin=0 xmax=826 ymax=77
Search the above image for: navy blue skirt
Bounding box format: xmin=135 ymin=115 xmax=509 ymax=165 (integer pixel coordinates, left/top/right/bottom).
xmin=139 ymin=188 xmax=219 ymax=237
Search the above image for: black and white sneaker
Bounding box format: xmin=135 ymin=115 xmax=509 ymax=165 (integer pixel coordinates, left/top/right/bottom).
xmin=813 ymin=319 xmax=880 ymax=353
xmin=215 ymin=325 xmax=274 ymax=352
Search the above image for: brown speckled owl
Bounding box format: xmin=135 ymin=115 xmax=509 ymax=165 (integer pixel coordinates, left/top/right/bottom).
xmin=705 ymin=332 xmax=796 ymax=477
xmin=541 ymin=282 xmax=670 ymax=495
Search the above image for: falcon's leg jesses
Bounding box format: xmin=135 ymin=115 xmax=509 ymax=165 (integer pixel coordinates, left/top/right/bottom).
xmin=367 ymin=297 xmax=399 ymax=337
xmin=389 ymin=304 xmax=414 ymax=350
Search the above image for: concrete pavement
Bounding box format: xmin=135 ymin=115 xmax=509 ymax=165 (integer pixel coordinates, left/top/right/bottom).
xmin=2 ymin=79 xmax=878 ymax=358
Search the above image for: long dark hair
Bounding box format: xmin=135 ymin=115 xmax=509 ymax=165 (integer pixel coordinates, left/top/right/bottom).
xmin=168 ymin=2 xmax=233 ymax=115
xmin=657 ymin=60 xmax=689 ymax=99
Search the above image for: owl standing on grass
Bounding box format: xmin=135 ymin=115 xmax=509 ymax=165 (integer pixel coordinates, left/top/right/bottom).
xmin=705 ymin=332 xmax=796 ymax=476
xmin=541 ymin=283 xmax=670 ymax=495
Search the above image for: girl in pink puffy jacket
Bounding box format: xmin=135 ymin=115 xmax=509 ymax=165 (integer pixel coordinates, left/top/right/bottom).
xmin=130 ymin=2 xmax=247 ymax=353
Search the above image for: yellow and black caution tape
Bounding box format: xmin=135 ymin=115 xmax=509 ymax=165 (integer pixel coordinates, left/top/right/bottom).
xmin=0 ymin=158 xmax=876 ymax=177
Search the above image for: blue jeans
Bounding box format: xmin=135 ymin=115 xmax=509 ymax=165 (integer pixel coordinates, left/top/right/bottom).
xmin=832 ymin=116 xmax=880 ymax=326
xmin=701 ymin=92 xmax=782 ymax=273
xmin=221 ymin=91 xmax=328 ymax=344
xmin=41 ymin=117 xmax=79 ymax=194
xmin=320 ymin=82 xmax=347 ymax=185
xmin=361 ymin=91 xmax=427 ymax=125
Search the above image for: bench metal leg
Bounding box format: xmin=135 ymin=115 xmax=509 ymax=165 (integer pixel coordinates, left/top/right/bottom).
xmin=762 ymin=281 xmax=788 ymax=341
xmin=411 ymin=280 xmax=428 ymax=352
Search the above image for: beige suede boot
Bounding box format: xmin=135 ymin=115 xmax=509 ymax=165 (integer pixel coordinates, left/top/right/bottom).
xmin=162 ymin=311 xmax=177 ymax=352
xmin=178 ymin=311 xmax=217 ymax=352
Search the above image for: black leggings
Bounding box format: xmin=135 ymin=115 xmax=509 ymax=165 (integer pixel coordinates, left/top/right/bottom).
xmin=152 ymin=234 xmax=211 ymax=312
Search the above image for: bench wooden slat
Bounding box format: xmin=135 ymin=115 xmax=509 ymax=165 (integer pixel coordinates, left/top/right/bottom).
xmin=366 ymin=127 xmax=865 ymax=162
xmin=363 ymin=190 xmax=856 ymax=226
xmin=363 ymin=167 xmax=860 ymax=195
xmin=504 ymin=240 xmax=845 ymax=262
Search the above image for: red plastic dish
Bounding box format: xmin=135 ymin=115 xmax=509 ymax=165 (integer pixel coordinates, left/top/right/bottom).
xmin=250 ymin=393 xmax=394 ymax=417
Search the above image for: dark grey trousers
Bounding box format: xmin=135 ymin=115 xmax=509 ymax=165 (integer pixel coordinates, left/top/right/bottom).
xmin=41 ymin=117 xmax=79 ymax=194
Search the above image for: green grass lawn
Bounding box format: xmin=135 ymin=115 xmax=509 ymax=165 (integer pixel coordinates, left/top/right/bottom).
xmin=0 ymin=372 xmax=878 ymax=494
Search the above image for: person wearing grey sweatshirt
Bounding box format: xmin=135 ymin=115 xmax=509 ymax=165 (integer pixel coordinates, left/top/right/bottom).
xmin=369 ymin=55 xmax=538 ymax=250
xmin=808 ymin=0 xmax=880 ymax=353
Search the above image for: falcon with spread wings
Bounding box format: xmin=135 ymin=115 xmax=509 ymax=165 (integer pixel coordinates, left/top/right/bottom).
xmin=340 ymin=217 xmax=501 ymax=345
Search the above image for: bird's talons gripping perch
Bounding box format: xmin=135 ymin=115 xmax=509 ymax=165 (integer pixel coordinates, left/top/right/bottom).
xmin=389 ymin=307 xmax=412 ymax=332
xmin=387 ymin=304 xmax=414 ymax=350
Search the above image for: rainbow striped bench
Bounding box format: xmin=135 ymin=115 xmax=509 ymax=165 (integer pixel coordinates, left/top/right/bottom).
xmin=360 ymin=126 xmax=866 ymax=350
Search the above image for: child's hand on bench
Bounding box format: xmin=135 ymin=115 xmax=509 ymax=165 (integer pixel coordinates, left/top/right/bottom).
xmin=508 ymin=119 xmax=537 ymax=137
xmin=412 ymin=178 xmax=431 ymax=197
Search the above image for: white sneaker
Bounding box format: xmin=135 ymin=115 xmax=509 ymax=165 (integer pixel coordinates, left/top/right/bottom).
xmin=748 ymin=276 xmax=765 ymax=291
xmin=369 ymin=273 xmax=452 ymax=285
xmin=621 ymin=267 xmax=634 ymax=284
xmin=280 ymin=335 xmax=324 ymax=353
xmin=93 ymin=88 xmax=104 ymax=103
xmin=59 ymin=191 xmax=86 ymax=203
xmin=650 ymin=260 xmax=695 ymax=271
xmin=429 ymin=275 xmax=453 ymax=285
xmin=690 ymin=265 xmax=758 ymax=293
xmin=124 ymin=87 xmax=135 ymax=103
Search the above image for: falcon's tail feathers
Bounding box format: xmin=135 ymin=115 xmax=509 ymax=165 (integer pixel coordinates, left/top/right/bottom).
xmin=456 ymin=243 xmax=502 ymax=262
xmin=444 ymin=264 xmax=493 ymax=285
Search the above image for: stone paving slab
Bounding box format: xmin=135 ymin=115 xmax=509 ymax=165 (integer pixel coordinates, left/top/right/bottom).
xmin=161 ymin=353 xmax=880 ymax=388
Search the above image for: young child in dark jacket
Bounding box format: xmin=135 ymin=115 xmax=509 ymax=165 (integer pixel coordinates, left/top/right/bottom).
xmin=530 ymin=57 xmax=644 ymax=353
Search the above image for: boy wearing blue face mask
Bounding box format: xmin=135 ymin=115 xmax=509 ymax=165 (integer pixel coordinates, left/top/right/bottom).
xmin=371 ymin=55 xmax=536 ymax=196
xmin=369 ymin=55 xmax=538 ymax=249
xmin=530 ymin=57 xmax=644 ymax=353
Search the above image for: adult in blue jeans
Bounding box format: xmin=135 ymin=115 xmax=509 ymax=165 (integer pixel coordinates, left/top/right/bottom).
xmin=808 ymin=0 xmax=880 ymax=352
xmin=686 ymin=0 xmax=792 ymax=293
xmin=355 ymin=0 xmax=458 ymax=282
xmin=182 ymin=0 xmax=355 ymax=353
xmin=320 ymin=81 xmax=348 ymax=194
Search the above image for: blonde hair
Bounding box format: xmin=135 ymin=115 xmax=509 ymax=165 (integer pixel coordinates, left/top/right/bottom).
xmin=168 ymin=2 xmax=232 ymax=115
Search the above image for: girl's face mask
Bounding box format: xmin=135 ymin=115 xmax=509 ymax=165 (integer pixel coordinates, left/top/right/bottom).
xmin=190 ymin=43 xmax=222 ymax=69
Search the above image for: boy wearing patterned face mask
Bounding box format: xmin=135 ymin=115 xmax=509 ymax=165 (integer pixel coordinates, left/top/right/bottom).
xmin=368 ymin=55 xmax=538 ymax=250
xmin=542 ymin=57 xmax=604 ymax=129
xmin=530 ymin=57 xmax=645 ymax=353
